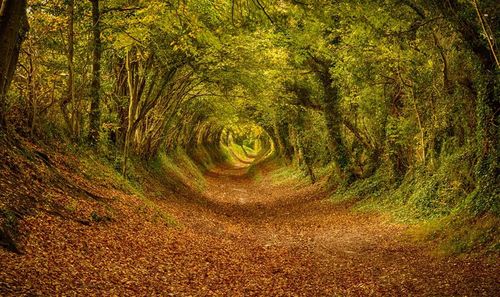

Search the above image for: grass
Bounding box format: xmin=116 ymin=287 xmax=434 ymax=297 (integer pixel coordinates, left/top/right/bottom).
xmin=62 ymin=145 xmax=186 ymax=228
xmin=411 ymin=213 xmax=499 ymax=256
xmin=326 ymin=146 xmax=499 ymax=255
xmin=270 ymin=164 xmax=309 ymax=186
xmin=149 ymin=149 xmax=206 ymax=192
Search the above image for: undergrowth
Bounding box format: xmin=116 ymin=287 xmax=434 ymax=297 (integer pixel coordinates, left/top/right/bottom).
xmin=68 ymin=146 xmax=181 ymax=227
xmin=329 ymin=146 xmax=499 ymax=255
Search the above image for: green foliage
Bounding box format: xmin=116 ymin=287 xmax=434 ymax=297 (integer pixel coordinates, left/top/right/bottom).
xmin=339 ymin=145 xmax=479 ymax=218
xmin=415 ymin=213 xmax=500 ymax=255
xmin=4 ymin=0 xmax=498 ymax=253
xmin=270 ymin=165 xmax=309 ymax=187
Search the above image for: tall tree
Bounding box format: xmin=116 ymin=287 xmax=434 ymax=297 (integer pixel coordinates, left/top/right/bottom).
xmin=425 ymin=0 xmax=499 ymax=212
xmin=0 ymin=0 xmax=28 ymax=130
xmin=309 ymin=57 xmax=352 ymax=183
xmin=60 ymin=0 xmax=79 ymax=139
xmin=88 ymin=0 xmax=101 ymax=145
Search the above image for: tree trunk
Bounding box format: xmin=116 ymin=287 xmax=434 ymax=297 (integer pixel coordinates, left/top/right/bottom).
xmin=0 ymin=0 xmax=28 ymax=130
xmin=323 ymin=83 xmax=352 ymax=182
xmin=122 ymin=50 xmax=139 ymax=175
xmin=271 ymin=122 xmax=285 ymax=158
xmin=429 ymin=0 xmax=499 ymax=213
xmin=88 ymin=0 xmax=101 ymax=145
xmin=27 ymin=42 xmax=36 ymax=137
xmin=309 ymin=58 xmax=352 ymax=183
xmin=113 ymin=57 xmax=128 ymax=147
xmin=294 ymin=107 xmax=316 ymax=183
xmin=60 ymin=0 xmax=77 ymax=138
xmin=400 ymin=1 xmax=499 ymax=191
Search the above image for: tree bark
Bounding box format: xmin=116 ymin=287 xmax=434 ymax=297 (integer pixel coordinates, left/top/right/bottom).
xmin=88 ymin=0 xmax=101 ymax=145
xmin=309 ymin=57 xmax=352 ymax=183
xmin=0 ymin=0 xmax=28 ymax=130
xmin=122 ymin=49 xmax=140 ymax=175
xmin=429 ymin=0 xmax=499 ymax=213
xmin=61 ymin=0 xmax=78 ymax=138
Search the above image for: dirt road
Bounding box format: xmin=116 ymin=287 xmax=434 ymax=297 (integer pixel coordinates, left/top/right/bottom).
xmin=0 ymin=162 xmax=498 ymax=296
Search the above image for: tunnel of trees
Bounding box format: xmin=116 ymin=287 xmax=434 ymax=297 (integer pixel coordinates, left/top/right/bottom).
xmin=0 ymin=0 xmax=499 ymax=294
xmin=0 ymin=0 xmax=498 ymax=275
xmin=2 ymin=0 xmax=497 ymax=208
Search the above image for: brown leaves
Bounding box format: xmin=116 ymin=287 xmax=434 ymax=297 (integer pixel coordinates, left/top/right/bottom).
xmin=1 ymin=143 xmax=499 ymax=296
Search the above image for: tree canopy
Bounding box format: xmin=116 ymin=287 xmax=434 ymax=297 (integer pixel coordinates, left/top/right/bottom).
xmin=0 ymin=0 xmax=498 ymax=214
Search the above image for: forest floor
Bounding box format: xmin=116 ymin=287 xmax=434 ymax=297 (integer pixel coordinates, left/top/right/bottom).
xmin=0 ymin=145 xmax=499 ymax=296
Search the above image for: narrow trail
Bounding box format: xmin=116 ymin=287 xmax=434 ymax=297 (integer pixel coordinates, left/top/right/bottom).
xmin=1 ymin=161 xmax=498 ymax=296
xmin=192 ymin=163 xmax=498 ymax=296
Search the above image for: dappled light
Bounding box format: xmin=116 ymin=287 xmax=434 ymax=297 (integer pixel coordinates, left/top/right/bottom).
xmin=221 ymin=125 xmax=272 ymax=164
xmin=0 ymin=0 xmax=498 ymax=295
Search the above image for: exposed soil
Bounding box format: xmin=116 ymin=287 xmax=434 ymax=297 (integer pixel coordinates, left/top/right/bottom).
xmin=0 ymin=154 xmax=498 ymax=296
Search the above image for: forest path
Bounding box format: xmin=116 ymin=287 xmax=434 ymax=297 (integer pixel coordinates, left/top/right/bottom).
xmin=167 ymin=161 xmax=499 ymax=296
xmin=1 ymin=161 xmax=498 ymax=296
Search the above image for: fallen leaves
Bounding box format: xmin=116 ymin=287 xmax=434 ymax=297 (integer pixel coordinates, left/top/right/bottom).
xmin=0 ymin=143 xmax=499 ymax=296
